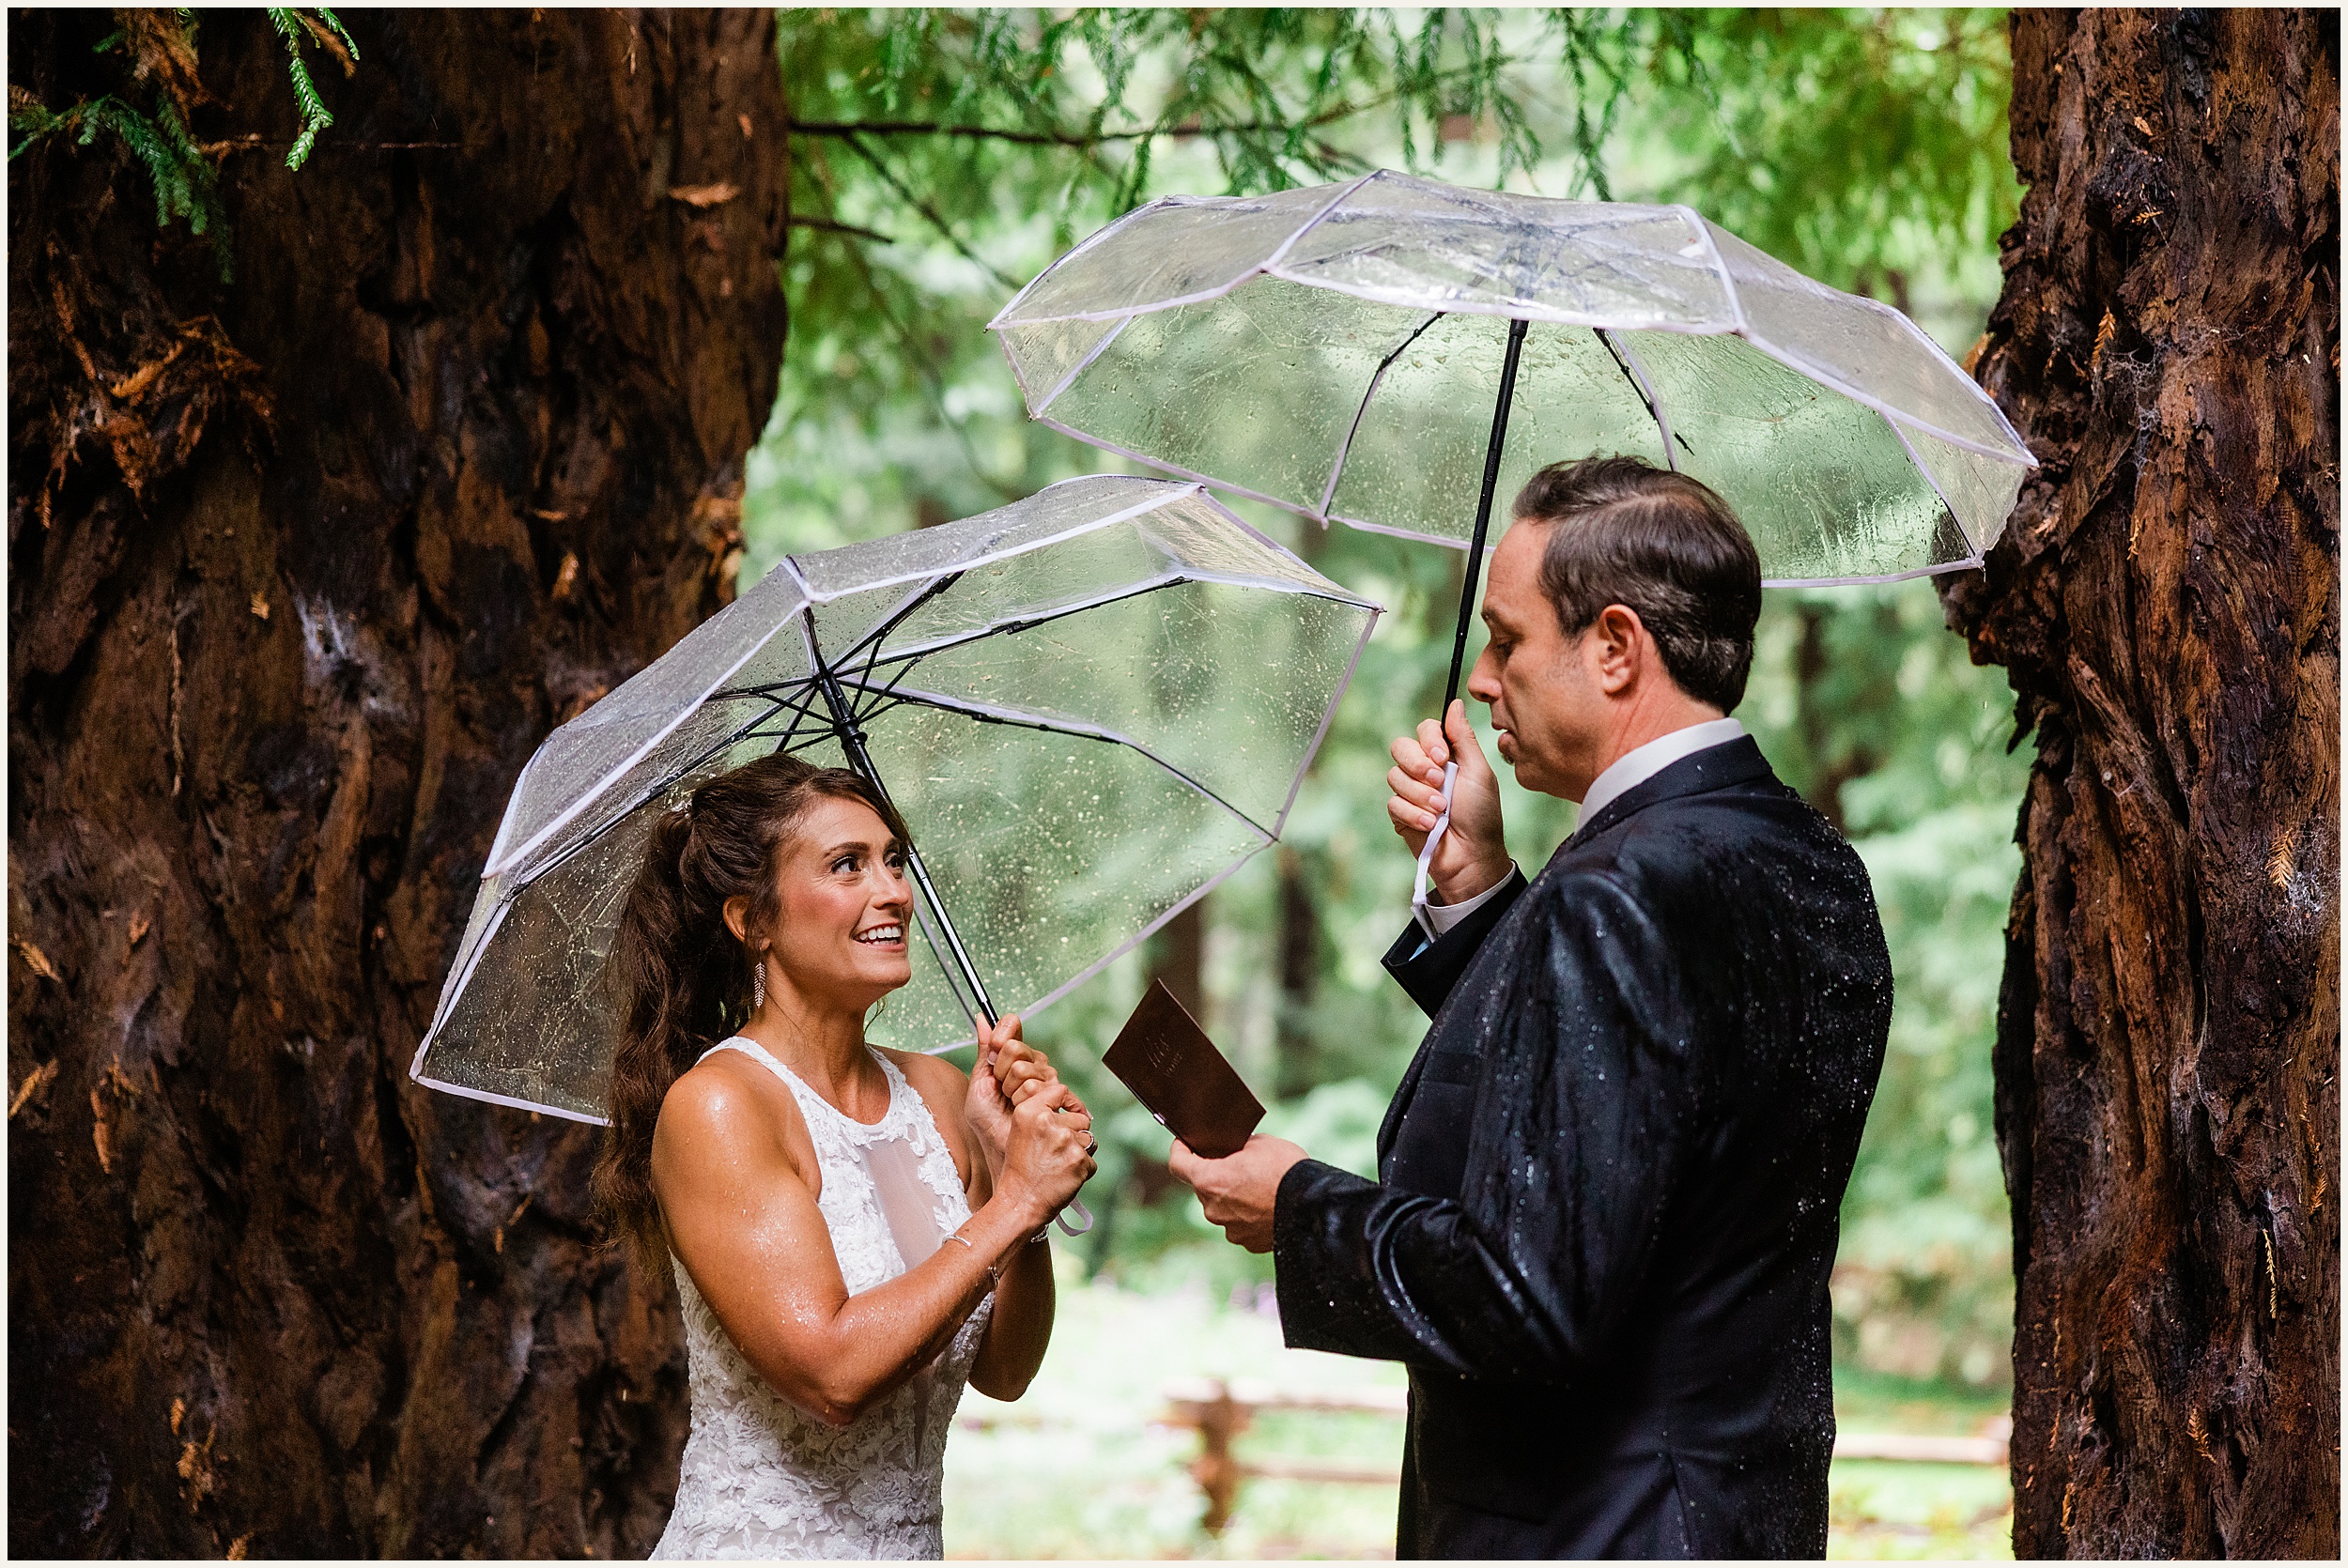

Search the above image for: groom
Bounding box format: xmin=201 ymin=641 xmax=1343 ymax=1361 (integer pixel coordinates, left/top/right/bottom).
xmin=1170 ymin=455 xmax=1893 ymax=1558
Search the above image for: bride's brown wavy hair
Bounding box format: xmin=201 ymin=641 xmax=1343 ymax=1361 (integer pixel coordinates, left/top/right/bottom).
xmin=593 ymin=752 xmax=909 ymax=1266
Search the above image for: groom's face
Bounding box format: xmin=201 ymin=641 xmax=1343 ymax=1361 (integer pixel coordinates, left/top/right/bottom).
xmin=1467 ymin=519 xmax=1611 ymax=800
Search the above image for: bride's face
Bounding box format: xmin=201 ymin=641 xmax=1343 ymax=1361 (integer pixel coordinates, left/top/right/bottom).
xmin=758 ymin=796 xmax=915 ymax=1011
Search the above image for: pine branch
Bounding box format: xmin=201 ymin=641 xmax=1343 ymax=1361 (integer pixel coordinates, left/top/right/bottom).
xmin=267 ymin=8 xmax=336 ymax=169
xmin=16 ymin=8 xmax=360 ymax=276
xmin=788 ymin=213 xmax=896 ymax=244
xmin=313 ymin=6 xmax=360 ymax=59
xmin=783 ymin=65 xmax=1503 ymax=151
xmin=837 ymin=132 xmax=1022 ymax=293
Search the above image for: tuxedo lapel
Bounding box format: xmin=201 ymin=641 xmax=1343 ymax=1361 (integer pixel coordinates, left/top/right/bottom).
xmin=1562 ymin=736 xmax=1774 ymax=852
xmin=1374 ymin=744 xmax=1772 ymax=1175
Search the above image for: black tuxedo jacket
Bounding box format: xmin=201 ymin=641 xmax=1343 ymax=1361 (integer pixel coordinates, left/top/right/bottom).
xmin=1273 ymin=737 xmax=1892 ymax=1559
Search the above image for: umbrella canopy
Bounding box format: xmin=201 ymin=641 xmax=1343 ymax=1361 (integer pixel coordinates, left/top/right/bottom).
xmin=991 ymin=170 xmax=2035 ymax=590
xmin=411 ymin=475 xmax=1381 ymax=1123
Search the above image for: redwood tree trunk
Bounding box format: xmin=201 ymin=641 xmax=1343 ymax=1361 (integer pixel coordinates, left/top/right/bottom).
xmin=8 ymin=11 xmax=787 ymax=1556
xmin=1943 ymin=9 xmax=2339 ymax=1556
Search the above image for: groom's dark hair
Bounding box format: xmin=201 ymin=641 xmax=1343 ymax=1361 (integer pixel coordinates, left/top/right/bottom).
xmin=1511 ymin=454 xmax=1764 ymax=712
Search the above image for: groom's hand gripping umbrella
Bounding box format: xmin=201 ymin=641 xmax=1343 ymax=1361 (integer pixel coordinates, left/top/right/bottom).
xmin=410 ymin=476 xmax=1380 ymax=1131
xmin=989 ymin=171 xmax=2037 ymax=892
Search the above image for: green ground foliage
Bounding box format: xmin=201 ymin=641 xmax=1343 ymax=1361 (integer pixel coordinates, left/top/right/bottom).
xmin=748 ymin=15 xmax=2027 ymax=1533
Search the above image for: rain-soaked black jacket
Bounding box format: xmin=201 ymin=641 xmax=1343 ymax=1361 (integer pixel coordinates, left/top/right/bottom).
xmin=1274 ymin=736 xmax=1892 ymax=1559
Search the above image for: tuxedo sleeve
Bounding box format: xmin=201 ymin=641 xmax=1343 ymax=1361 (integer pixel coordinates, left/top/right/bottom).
xmin=1379 ymin=867 xmax=1528 ymax=1018
xmin=1277 ymin=869 xmax=1701 ymax=1385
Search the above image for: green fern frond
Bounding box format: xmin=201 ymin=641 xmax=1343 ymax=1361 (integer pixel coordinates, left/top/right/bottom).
xmin=9 ymin=95 xmax=83 ymax=159
xmin=105 ymin=106 xmax=175 ymax=225
xmin=151 ymin=98 xmax=217 ymax=234
xmin=10 ymin=90 xmax=230 ymax=274
xmin=268 ymin=7 xmax=335 ymax=169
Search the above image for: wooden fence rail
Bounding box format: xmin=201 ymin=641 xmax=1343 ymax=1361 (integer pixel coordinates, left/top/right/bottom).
xmin=1158 ymin=1377 xmax=2011 ymax=1535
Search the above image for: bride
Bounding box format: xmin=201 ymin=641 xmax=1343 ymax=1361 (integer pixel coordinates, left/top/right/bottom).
xmin=594 ymin=753 xmax=1097 ymax=1559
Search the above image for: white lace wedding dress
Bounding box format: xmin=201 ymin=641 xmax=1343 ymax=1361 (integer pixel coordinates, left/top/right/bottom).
xmin=653 ymin=1038 xmax=992 ymax=1560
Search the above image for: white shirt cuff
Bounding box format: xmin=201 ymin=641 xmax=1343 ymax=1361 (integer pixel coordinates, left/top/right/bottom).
xmin=1415 ymin=862 xmax=1520 ymax=940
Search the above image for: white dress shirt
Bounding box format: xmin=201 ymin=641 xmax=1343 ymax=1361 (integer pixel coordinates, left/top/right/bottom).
xmin=1413 ymin=716 xmax=1748 ymax=941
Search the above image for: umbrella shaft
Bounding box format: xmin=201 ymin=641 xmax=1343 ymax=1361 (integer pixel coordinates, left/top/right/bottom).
xmin=1444 ymin=315 xmax=1531 ymax=714
xmin=806 ymin=616 xmax=1000 ymax=1027
xmin=899 ymin=838 xmax=998 ymax=1030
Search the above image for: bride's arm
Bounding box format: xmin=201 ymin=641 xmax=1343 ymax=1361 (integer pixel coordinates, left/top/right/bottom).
xmin=653 ymin=1060 xmax=1088 ymax=1427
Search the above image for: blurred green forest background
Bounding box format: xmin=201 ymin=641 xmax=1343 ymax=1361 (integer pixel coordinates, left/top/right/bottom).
xmin=746 ymin=7 xmax=2027 ymax=1406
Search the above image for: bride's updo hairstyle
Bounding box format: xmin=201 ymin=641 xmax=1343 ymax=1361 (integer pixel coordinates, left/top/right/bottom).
xmin=595 ymin=752 xmax=910 ymax=1263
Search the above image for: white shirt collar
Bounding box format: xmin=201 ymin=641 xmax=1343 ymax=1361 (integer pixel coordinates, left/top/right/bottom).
xmin=1576 ymin=716 xmax=1748 ymax=826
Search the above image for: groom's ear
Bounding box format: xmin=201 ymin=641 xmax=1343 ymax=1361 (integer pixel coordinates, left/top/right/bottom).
xmin=1590 ymin=604 xmax=1647 ymax=696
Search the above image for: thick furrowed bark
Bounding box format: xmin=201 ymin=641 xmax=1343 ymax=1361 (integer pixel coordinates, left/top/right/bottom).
xmin=1942 ymin=9 xmax=2339 ymax=1557
xmin=8 ymin=11 xmax=786 ymax=1557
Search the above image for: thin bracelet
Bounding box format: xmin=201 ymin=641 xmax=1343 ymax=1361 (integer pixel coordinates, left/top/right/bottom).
xmin=943 ymin=1231 xmax=1001 ymax=1286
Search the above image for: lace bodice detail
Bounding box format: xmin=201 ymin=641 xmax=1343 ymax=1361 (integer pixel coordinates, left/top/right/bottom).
xmin=653 ymin=1039 xmax=990 ymax=1560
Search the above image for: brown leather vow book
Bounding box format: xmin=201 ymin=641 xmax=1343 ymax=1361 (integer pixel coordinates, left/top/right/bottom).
xmin=1103 ymin=979 xmax=1265 ymax=1159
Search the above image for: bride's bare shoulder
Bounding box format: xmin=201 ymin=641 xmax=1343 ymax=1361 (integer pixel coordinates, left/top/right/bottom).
xmin=657 ymin=1049 xmax=807 ymax=1169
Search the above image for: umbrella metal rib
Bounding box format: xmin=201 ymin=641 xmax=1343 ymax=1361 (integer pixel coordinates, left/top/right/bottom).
xmin=1319 ymin=310 xmax=1444 ymax=522
xmin=1597 ymin=329 xmax=1691 ymax=467
xmin=855 ymin=681 xmax=1266 ymax=834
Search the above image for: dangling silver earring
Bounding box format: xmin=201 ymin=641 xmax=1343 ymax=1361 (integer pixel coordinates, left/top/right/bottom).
xmin=751 ymin=959 xmax=765 ymax=1011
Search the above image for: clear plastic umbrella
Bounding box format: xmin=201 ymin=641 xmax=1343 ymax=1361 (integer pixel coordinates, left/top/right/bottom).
xmin=990 ymin=170 xmax=2037 ymax=712
xmin=410 ymin=475 xmax=1381 ymax=1124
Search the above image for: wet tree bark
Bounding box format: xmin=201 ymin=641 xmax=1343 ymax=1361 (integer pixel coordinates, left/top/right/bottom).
xmin=8 ymin=10 xmax=786 ymax=1557
xmin=1941 ymin=10 xmax=2338 ymax=1556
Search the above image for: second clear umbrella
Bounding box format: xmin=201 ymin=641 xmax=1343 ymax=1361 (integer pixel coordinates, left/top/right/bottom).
xmin=991 ymin=169 xmax=2038 ymax=712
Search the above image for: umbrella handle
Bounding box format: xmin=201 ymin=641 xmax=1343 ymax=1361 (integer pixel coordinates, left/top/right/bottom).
xmin=1410 ymin=761 xmax=1460 ymax=933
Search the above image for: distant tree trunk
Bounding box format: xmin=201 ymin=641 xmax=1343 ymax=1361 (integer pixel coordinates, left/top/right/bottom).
xmin=8 ymin=10 xmax=786 ymax=1557
xmin=1788 ymin=600 xmax=1887 ymax=836
xmin=1941 ymin=9 xmax=2338 ymax=1556
xmin=1274 ymin=845 xmax=1320 ymax=1099
xmin=1151 ymin=899 xmax=1208 ymax=1025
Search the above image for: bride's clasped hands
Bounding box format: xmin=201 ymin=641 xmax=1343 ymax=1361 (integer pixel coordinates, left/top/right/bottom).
xmin=966 ymin=1012 xmax=1100 ymax=1223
